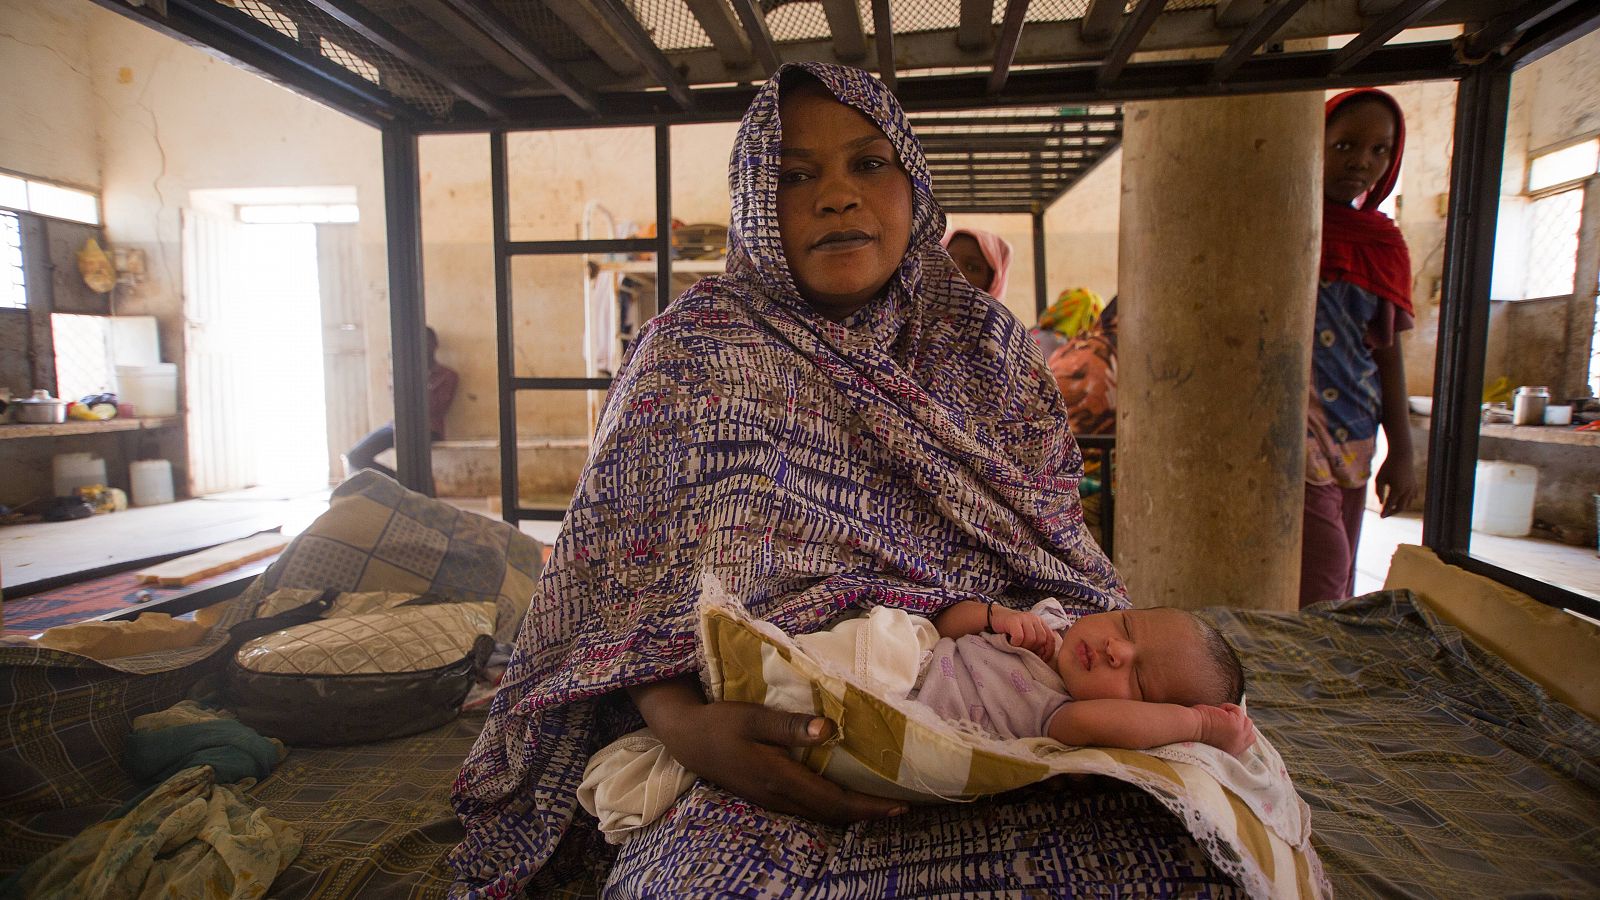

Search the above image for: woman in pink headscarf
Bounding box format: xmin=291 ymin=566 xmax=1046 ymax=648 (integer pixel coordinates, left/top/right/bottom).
xmin=940 ymin=225 xmax=1012 ymax=299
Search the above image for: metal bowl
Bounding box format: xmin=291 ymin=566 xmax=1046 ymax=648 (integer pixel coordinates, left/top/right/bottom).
xmin=14 ymin=390 xmax=70 ymax=424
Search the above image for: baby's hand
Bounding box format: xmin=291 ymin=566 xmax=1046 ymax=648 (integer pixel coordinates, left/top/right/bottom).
xmin=990 ymin=607 xmax=1055 ymax=660
xmin=1194 ymin=703 xmax=1256 ymax=757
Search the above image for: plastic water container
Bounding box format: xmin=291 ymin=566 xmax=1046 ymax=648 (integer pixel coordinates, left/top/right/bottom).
xmin=116 ymin=363 xmax=178 ymax=417
xmin=53 ymin=452 xmax=107 ymax=497
xmin=1472 ymin=461 xmax=1538 ymax=537
xmin=130 ymin=459 xmax=175 ymax=507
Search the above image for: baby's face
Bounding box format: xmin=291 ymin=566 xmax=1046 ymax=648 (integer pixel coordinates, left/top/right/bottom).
xmin=1053 ymin=608 xmax=1212 ymax=704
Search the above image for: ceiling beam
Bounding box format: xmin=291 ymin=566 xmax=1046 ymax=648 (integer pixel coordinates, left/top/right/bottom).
xmin=685 ymin=0 xmax=754 ymax=68
xmin=415 ymin=41 xmax=1466 ymax=132
xmin=1214 ymin=0 xmax=1275 ymax=27
xmin=871 ymin=0 xmax=897 ymax=91
xmin=918 ymin=128 xmax=1120 ymax=142
xmin=1098 ymin=0 xmax=1170 ymax=88
xmin=575 ymin=0 xmax=697 ymax=108
xmin=1500 ymin=0 xmax=1600 ymax=67
xmin=548 ymin=3 xmax=644 ymax=76
xmin=727 ymin=0 xmax=783 ymax=74
xmin=404 ymin=0 xmax=542 ymax=80
xmin=821 ymin=0 xmax=869 ymax=61
xmin=302 ymin=0 xmax=507 ymax=116
xmin=958 ymin=0 xmax=993 ymax=50
xmin=1458 ymin=0 xmax=1582 ymax=61
xmin=562 ymin=1 xmax=1505 ymax=94
xmin=987 ymin=0 xmax=1033 ymax=95
xmin=1080 ymin=0 xmax=1124 ymax=43
xmin=1209 ymin=0 xmax=1314 ymax=82
xmin=911 ymin=114 xmax=1123 ymax=127
xmin=90 ymin=0 xmax=404 ymax=127
xmin=1329 ymin=0 xmax=1449 ymax=74
xmin=436 ymin=0 xmax=600 ymax=116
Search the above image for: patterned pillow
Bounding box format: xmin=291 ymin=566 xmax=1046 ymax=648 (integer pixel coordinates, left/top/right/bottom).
xmin=698 ymin=574 xmax=1329 ymax=900
xmin=238 ymin=471 xmax=540 ymax=642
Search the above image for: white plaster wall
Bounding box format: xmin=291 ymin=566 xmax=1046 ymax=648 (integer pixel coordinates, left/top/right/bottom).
xmin=940 ymin=212 xmax=1036 ymax=325
xmin=80 ymin=2 xmax=390 ymax=433
xmin=1521 ymin=29 xmax=1600 ymax=154
xmin=1383 ymin=80 xmax=1458 ymax=396
xmin=0 ymin=0 xmax=100 ymax=189
xmin=1043 ymin=147 xmax=1122 ymax=306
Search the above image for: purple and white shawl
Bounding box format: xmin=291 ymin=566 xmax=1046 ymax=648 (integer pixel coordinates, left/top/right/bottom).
xmin=450 ymin=62 xmax=1125 ymax=897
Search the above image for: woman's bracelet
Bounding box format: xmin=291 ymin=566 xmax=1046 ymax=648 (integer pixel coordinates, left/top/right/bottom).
xmin=985 ymin=600 xmax=996 ymax=633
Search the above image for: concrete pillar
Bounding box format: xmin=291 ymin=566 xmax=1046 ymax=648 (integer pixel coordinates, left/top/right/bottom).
xmin=1115 ymin=93 xmax=1323 ymax=612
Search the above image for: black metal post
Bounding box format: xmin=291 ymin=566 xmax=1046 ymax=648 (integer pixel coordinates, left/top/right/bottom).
xmin=491 ymin=130 xmax=518 ymax=523
xmin=382 ymin=124 xmax=433 ymax=495
xmin=655 ymin=123 xmax=673 ymax=320
xmin=1032 ymin=210 xmax=1048 ymax=319
xmin=1424 ymin=65 xmax=1508 ymax=557
xmin=1425 ymin=63 xmax=1600 ymax=619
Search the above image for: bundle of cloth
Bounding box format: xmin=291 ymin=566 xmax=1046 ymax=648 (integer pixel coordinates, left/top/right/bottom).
xmin=7 ymin=701 xmax=298 ymax=900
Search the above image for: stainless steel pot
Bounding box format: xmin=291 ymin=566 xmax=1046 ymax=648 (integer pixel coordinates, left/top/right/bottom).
xmin=14 ymin=389 xmax=70 ymax=424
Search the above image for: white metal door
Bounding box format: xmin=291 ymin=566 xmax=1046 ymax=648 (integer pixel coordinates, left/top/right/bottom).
xmin=182 ymin=206 xmax=254 ymax=495
xmin=316 ymin=223 xmax=368 ymax=482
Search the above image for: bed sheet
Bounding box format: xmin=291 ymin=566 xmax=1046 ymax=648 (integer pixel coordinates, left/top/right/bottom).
xmin=1205 ymin=590 xmax=1600 ymax=899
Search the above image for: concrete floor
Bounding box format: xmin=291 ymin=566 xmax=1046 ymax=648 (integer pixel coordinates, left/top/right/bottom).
xmin=1 ymin=487 xmax=331 ymax=594
xmin=1355 ymin=511 xmax=1600 ymax=601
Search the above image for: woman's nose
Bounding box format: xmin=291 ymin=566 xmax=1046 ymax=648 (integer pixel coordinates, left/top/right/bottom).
xmin=817 ymin=173 xmax=860 ymax=214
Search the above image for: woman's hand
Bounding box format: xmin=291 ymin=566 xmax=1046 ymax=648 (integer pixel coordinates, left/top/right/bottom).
xmin=1374 ymin=453 xmax=1417 ymax=517
xmin=990 ymin=607 xmax=1056 ymax=660
xmin=627 ymin=676 xmax=906 ymax=825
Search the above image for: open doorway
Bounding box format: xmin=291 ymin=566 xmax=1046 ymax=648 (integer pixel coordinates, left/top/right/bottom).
xmin=183 ymin=188 xmax=364 ymax=495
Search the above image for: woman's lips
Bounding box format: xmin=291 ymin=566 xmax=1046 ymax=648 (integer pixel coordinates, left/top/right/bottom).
xmin=813 ymin=230 xmax=871 ymax=252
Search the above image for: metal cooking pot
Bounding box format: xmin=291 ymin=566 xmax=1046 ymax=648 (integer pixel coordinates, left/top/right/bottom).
xmin=14 ymin=389 xmax=71 ymax=424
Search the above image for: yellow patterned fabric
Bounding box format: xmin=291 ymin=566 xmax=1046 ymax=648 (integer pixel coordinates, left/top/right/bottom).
xmin=699 ymin=575 xmax=1328 ymax=900
xmin=234 ymin=601 xmax=495 ymax=676
xmin=10 ymin=764 xmax=300 ymax=900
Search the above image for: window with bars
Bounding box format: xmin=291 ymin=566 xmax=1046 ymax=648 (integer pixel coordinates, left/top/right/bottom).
xmin=1524 ymin=187 xmax=1583 ymax=299
xmin=1 ymin=210 xmax=24 ymax=310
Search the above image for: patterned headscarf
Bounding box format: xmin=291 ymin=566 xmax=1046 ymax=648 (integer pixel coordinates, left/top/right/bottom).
xmin=450 ymin=63 xmax=1124 ymax=898
xmin=1039 ymin=286 xmax=1106 ymax=339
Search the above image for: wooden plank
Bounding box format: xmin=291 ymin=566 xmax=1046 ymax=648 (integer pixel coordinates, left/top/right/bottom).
xmin=0 ymin=416 xmax=180 ymax=441
xmin=134 ymin=532 xmax=290 ymax=586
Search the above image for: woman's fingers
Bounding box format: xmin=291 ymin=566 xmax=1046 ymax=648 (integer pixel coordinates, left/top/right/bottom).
xmin=755 ymin=756 xmax=907 ymax=824
xmin=742 ymin=705 xmax=832 ymax=747
xmin=733 ymin=706 xmax=904 ymax=822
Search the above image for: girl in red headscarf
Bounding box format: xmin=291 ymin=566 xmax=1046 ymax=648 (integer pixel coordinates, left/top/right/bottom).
xmin=1301 ymin=89 xmax=1418 ymax=606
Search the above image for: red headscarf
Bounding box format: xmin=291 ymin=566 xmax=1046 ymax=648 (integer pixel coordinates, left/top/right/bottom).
xmin=1321 ymin=89 xmax=1413 ymax=316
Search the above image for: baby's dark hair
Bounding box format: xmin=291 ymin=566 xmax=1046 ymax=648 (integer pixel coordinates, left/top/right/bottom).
xmin=1189 ymin=613 xmax=1246 ymax=705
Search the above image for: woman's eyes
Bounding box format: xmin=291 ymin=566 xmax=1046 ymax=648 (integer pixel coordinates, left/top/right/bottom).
xmin=779 ymin=157 xmax=890 ymax=183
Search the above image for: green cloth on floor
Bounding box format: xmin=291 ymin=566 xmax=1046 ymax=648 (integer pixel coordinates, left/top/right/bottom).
xmin=115 ymin=700 xmax=287 ymax=817
xmin=6 ymin=764 xmax=301 ymax=900
xmin=125 ymin=720 xmax=283 ymax=786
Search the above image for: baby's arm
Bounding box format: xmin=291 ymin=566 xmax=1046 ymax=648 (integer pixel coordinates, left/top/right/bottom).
xmin=933 ymin=601 xmax=1054 ymax=659
xmin=1047 ymin=699 xmax=1256 ymax=756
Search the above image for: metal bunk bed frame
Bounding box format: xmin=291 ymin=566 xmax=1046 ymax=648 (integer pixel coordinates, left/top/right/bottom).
xmin=91 ymin=0 xmax=1600 ymax=617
